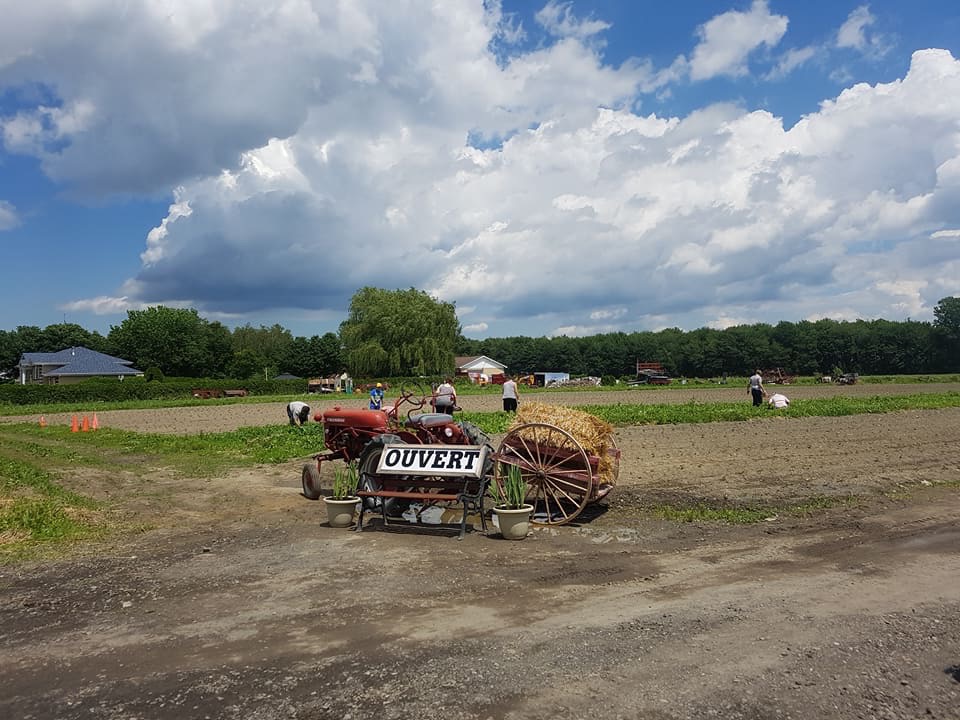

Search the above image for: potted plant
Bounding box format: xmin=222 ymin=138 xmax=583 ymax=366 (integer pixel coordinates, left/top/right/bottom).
xmin=323 ymin=462 xmax=360 ymax=528
xmin=491 ymin=464 xmax=533 ymax=540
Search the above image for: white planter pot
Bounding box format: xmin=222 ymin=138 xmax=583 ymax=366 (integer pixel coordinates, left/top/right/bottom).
xmin=493 ymin=504 xmax=534 ymax=540
xmin=323 ymin=497 xmax=359 ymax=528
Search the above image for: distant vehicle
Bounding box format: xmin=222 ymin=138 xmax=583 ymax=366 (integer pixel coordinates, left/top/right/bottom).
xmin=307 ymin=378 xmax=336 ymax=393
xmin=630 ymin=372 xmax=671 ymax=385
xmin=762 ymin=368 xmax=797 ymax=385
xmin=633 ymin=361 xmax=671 ymax=385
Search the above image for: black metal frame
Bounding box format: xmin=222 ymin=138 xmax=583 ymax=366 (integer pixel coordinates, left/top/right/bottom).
xmin=356 ymin=474 xmax=489 ymax=540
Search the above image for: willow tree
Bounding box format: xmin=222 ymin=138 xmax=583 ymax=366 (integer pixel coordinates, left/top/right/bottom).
xmin=339 ymin=287 xmax=459 ymax=377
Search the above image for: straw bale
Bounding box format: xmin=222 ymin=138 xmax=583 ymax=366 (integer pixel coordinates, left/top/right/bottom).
xmin=508 ymin=403 xmax=618 ymax=485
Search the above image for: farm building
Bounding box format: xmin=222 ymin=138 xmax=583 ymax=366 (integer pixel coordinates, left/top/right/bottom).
xmin=455 ymin=355 xmax=507 ymax=384
xmin=17 ymin=346 xmax=143 ymax=385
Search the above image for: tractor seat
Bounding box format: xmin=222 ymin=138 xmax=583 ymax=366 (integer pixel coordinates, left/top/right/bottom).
xmin=406 ymin=413 xmax=453 ymax=428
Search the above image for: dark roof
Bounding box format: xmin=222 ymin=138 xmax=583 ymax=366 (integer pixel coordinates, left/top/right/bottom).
xmin=273 ymin=373 xmax=302 ymax=380
xmin=19 ymin=346 xmax=142 ymax=377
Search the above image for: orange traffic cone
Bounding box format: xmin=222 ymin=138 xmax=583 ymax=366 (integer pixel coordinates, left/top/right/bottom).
xmin=39 ymin=415 xmax=47 ymax=428
xmin=81 ymin=415 xmax=90 ymax=432
xmin=91 ymin=413 xmax=99 ymax=430
xmin=71 ymin=415 xmax=79 ymax=433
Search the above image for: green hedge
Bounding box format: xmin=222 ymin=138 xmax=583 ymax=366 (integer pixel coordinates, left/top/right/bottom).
xmin=0 ymin=374 xmax=471 ymax=406
xmin=0 ymin=377 xmax=309 ymax=406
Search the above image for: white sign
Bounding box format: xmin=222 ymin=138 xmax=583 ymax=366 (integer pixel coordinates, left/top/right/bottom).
xmin=376 ymin=444 xmax=488 ymax=478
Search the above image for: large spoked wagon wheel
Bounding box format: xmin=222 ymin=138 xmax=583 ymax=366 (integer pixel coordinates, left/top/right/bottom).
xmin=495 ymin=422 xmax=593 ymax=526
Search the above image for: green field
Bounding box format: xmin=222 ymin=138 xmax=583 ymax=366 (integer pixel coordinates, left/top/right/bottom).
xmin=3 ymin=385 xmax=959 ymax=559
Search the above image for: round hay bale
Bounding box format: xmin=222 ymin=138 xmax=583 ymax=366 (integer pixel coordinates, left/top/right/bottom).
xmin=508 ymin=402 xmax=618 ymax=486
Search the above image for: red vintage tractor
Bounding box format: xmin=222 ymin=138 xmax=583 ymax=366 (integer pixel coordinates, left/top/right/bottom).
xmin=300 ymin=382 xmax=492 ymax=507
xmin=302 ymin=382 xmax=623 ymax=530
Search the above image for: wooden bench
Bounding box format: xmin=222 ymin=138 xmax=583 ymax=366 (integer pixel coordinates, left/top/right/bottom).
xmin=355 ymin=474 xmax=488 ymax=539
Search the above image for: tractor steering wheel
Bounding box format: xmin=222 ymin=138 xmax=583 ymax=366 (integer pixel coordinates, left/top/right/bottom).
xmin=398 ymin=381 xmax=428 ymax=416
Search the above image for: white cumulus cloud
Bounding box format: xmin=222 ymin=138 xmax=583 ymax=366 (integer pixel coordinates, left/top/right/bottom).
xmin=1 ymin=1 xmax=959 ymax=337
xmin=0 ymin=200 xmax=19 ymax=230
xmin=689 ymin=0 xmax=789 ymax=81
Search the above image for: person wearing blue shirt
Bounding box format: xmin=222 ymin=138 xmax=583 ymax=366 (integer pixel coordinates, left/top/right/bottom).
xmin=369 ymin=382 xmax=384 ymax=410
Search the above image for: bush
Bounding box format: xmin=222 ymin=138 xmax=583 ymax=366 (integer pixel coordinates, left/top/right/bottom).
xmin=144 ymin=366 xmax=165 ymax=382
xmin=0 ymin=376 xmax=311 ymax=406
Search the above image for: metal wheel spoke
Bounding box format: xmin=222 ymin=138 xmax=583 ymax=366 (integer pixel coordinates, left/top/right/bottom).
xmin=539 ymin=486 xmax=575 ymax=522
xmin=513 ymin=433 xmax=539 ymax=468
xmin=536 ymin=431 xmax=576 ymax=475
xmin=541 ymin=478 xmax=583 ymax=509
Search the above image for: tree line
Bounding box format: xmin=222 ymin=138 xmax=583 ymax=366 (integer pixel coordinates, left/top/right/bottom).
xmin=2 ymin=294 xmax=958 ymax=381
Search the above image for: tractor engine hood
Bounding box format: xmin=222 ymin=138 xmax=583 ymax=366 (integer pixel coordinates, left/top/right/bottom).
xmin=319 ymin=407 xmax=389 ymax=429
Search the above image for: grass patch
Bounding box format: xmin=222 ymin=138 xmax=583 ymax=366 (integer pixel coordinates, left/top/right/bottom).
xmin=0 ymin=454 xmax=91 ymax=503
xmin=576 ymin=391 xmax=960 ymax=427
xmin=0 ymin=431 xmax=120 ymax=469
xmin=0 ymin=455 xmax=100 ymax=558
xmin=0 ymin=393 xmax=303 ymax=418
xmin=455 ymin=391 xmax=960 ymax=434
xmin=2 ymin=498 xmax=86 ymax=540
xmin=652 ymin=504 xmax=774 ymax=523
xmin=650 ymin=495 xmax=856 ymax=524
xmin=0 ymin=422 xmax=327 ymax=559
xmin=0 ymin=422 xmax=327 ymax=477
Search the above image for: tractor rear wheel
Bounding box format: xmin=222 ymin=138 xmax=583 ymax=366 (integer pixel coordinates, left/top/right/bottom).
xmin=358 ymin=434 xmax=409 ymax=516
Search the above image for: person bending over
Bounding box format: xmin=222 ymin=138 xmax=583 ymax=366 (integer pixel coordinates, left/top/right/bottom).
xmin=767 ymin=393 xmax=790 ymax=409
xmin=287 ymin=400 xmax=311 ymax=426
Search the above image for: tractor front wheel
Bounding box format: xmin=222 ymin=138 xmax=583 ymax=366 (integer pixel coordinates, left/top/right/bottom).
xmin=301 ymin=463 xmax=322 ymax=500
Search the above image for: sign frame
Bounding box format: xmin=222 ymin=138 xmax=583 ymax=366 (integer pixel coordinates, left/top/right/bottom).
xmin=375 ymin=444 xmax=489 ymax=478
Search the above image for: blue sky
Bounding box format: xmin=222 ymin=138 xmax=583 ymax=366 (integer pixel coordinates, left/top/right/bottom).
xmin=2 ymin=0 xmax=959 ymax=339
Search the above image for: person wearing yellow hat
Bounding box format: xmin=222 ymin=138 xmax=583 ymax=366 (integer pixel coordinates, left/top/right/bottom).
xmin=369 ymin=382 xmax=385 ymax=410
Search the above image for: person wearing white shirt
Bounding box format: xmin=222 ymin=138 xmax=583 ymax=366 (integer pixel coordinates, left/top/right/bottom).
xmin=501 ymin=375 xmax=519 ymax=412
xmin=748 ymin=369 xmax=765 ymax=407
xmin=434 ymin=378 xmax=457 ymax=415
xmin=767 ymin=393 xmax=790 ymax=409
xmin=287 ymin=400 xmax=311 ymax=426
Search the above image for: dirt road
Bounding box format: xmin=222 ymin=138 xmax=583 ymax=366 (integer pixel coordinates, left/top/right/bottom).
xmin=1 ymin=390 xmax=959 ymax=719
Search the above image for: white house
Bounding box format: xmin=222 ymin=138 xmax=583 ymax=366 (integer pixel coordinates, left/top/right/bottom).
xmin=455 ymin=355 xmax=507 ymax=383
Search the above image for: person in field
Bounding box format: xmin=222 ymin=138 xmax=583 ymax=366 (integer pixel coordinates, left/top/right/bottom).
xmin=286 ymin=400 xmax=311 ymax=426
xmin=369 ymin=382 xmax=384 ymax=410
xmin=501 ymin=374 xmax=519 ymax=412
xmin=767 ymin=393 xmax=790 ymax=409
xmin=748 ymin=369 xmax=766 ymax=407
xmin=434 ymin=377 xmax=457 ymax=415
